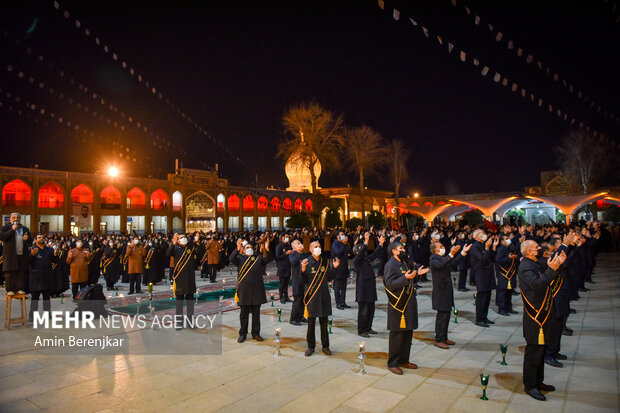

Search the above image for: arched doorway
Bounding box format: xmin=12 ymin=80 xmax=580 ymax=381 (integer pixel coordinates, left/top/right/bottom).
xmin=186 ymin=191 xmax=216 ymax=232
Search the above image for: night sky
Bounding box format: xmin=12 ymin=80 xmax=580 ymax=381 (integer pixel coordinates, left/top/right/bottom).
xmin=1 ymin=0 xmax=618 ymax=196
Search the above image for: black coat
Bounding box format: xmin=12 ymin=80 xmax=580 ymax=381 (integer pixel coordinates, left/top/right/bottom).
xmin=166 ymin=243 xmax=198 ymax=295
xmin=495 ymin=245 xmax=517 ymax=290
xmin=518 ymin=257 xmax=559 ymax=344
xmin=352 ymin=244 xmax=383 ymax=303
xmin=52 ymin=248 xmax=70 ymax=294
xmin=0 ymin=224 xmax=32 ymax=272
xmin=469 ymin=241 xmax=496 ymax=292
xmin=430 ymin=253 xmax=462 ymax=312
xmin=330 ymin=240 xmax=350 ymax=279
xmin=301 ymin=255 xmax=337 ymax=317
xmin=289 ymin=250 xmax=306 ymax=296
xmin=383 ymin=257 xmax=418 ymax=331
xmin=275 ymin=242 xmax=292 ymax=277
xmin=229 ymin=250 xmax=273 ymax=306
xmin=29 ymin=245 xmax=56 ymax=291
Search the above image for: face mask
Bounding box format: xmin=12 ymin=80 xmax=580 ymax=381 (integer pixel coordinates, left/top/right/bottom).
xmin=340 ymin=234 xmax=346 ymax=241
xmin=413 ymin=235 xmax=419 ymax=240
xmin=148 ymin=242 xmax=153 ymax=247
xmin=134 ymin=240 xmax=140 ymax=245
xmin=245 ymin=248 xmax=254 ymax=256
xmin=284 ymin=237 xmax=289 ymax=243
xmin=504 ymin=239 xmax=512 ymax=246
xmin=52 ymin=245 xmax=58 ymax=250
xmin=313 ymin=247 xmax=322 ymax=256
xmin=242 ymin=240 xmax=248 ymax=246
xmin=76 ymin=241 xmax=83 ymax=248
xmin=89 ymin=241 xmax=93 ymax=246
xmin=438 ymin=248 xmax=446 ymax=256
xmin=480 ymin=234 xmax=487 ymax=242
xmin=179 ymin=238 xmax=188 ymax=246
xmin=109 ymin=242 xmax=113 ymax=247
xmin=397 ymin=251 xmax=407 ymax=261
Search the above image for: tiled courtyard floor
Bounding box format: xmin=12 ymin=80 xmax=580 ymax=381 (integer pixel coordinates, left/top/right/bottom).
xmin=0 ymin=253 xmax=618 ymax=412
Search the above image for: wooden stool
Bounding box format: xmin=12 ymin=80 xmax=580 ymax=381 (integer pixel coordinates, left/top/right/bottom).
xmin=5 ymin=293 xmax=28 ymax=329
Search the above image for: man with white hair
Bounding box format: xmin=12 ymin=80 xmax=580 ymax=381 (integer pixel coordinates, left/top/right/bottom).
xmin=0 ymin=213 xmax=32 ymax=295
xmin=469 ymin=228 xmax=498 ymax=327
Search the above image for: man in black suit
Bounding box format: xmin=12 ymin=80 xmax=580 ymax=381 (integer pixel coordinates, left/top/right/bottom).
xmin=275 ymin=234 xmax=293 ymax=304
xmin=383 ymin=241 xmax=429 ymax=375
xmin=0 ymin=213 xmax=32 ymax=295
xmin=469 ymin=229 xmax=498 ymax=327
xmin=331 ymin=230 xmax=351 ymax=309
xmin=289 ymin=239 xmax=306 ymax=325
xmin=495 ymin=234 xmax=518 ymax=316
xmin=430 ymin=241 xmax=471 ymax=349
xmin=518 ymin=239 xmax=566 ymax=401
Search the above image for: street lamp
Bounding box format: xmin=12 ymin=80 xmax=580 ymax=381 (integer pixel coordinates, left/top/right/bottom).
xmin=413 ymin=192 xmax=419 ymax=198
xmin=108 ymin=166 xmax=119 ymax=177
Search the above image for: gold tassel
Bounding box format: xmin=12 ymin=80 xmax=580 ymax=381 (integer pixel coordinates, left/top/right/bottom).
xmin=507 ymin=280 xmax=512 ymax=290
xmin=304 ymin=305 xmax=309 ymax=319
xmin=145 ymin=264 xmax=150 ymax=269
xmin=400 ymin=314 xmax=406 ymax=329
xmin=538 ymin=327 xmax=545 ymax=345
xmin=173 ymin=281 xmax=177 ymax=296
xmin=234 ymin=291 xmax=239 ymax=304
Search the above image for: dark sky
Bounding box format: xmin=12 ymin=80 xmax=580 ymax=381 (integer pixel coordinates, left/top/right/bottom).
xmin=1 ymin=0 xmax=618 ymax=195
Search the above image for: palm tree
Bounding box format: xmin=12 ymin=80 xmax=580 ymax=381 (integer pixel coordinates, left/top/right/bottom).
xmin=343 ymin=125 xmax=388 ymax=226
xmin=278 ymin=102 xmax=344 ymax=192
xmin=386 ymin=139 xmax=410 ymax=221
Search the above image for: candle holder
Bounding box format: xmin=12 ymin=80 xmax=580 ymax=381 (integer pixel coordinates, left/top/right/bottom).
xmin=480 ymin=373 xmax=490 ymax=400
xmin=274 ymin=327 xmax=282 ymax=357
xmin=136 ymin=297 xmax=142 ymax=315
xmin=328 ymin=316 xmax=333 ymax=334
xmin=195 ymin=289 xmax=200 ymax=305
xmin=500 ymin=344 xmax=507 ymax=365
xmin=218 ymin=295 xmax=224 ymax=314
xmin=277 ymin=308 xmax=282 ymax=322
xmin=270 ymin=293 xmax=275 ymax=307
xmin=356 ymin=341 xmax=367 ymax=375
xmin=115 ymin=287 xmax=119 ymax=296
xmin=329 ymin=282 xmax=332 ymax=294
xmin=170 ymin=285 xmax=175 ymax=299
xmin=148 ymin=282 xmax=153 ymax=293
xmin=60 ymin=293 xmax=64 ymax=304
xmin=106 ymin=293 xmax=112 ymax=311
xmin=473 ymin=293 xmax=477 ymax=300
xmin=453 ymin=308 xmax=459 ymax=324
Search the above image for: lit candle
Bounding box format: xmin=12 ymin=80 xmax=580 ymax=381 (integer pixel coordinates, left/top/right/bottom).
xmin=358 ymin=341 xmax=365 ymax=352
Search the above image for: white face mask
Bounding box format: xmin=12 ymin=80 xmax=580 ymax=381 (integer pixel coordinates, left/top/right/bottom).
xmin=179 ymin=238 xmax=188 ymax=246
xmin=52 ymin=245 xmax=58 ymax=250
xmin=480 ymin=234 xmax=487 ymax=242
xmin=504 ymin=239 xmax=512 ymax=246
xmin=245 ymin=248 xmax=254 ymax=256
xmin=284 ymin=237 xmax=289 ymax=243
xmin=340 ymin=234 xmax=346 ymax=241
xmin=134 ymin=239 xmax=140 ymax=245
xmin=148 ymin=242 xmax=153 ymax=247
xmin=242 ymin=240 xmax=248 ymax=246
xmin=76 ymin=241 xmax=83 ymax=248
xmin=438 ymin=248 xmax=446 ymax=256
xmin=109 ymin=242 xmax=113 ymax=247
xmin=313 ymin=247 xmax=322 ymax=256
xmin=413 ymin=235 xmax=419 ymax=240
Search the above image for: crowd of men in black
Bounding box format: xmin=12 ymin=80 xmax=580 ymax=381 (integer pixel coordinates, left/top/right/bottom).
xmin=1 ymin=210 xmax=618 ymax=401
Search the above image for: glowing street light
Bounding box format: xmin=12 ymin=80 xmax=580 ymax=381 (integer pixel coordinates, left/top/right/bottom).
xmin=413 ymin=192 xmax=420 ymax=198
xmin=108 ymin=166 xmax=119 ymax=177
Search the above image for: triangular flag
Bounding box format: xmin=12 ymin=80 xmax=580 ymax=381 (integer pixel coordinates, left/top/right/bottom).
xmin=422 ymin=26 xmax=429 ymax=37
xmin=495 ymin=32 xmax=503 ymax=41
xmin=451 ymin=0 xmax=457 ymax=5
xmin=493 ymin=72 xmax=501 ymax=82
xmin=448 ymin=42 xmax=454 ymax=53
xmin=437 ymin=35 xmax=443 ymax=45
xmin=378 ymin=0 xmax=385 ymax=10
xmin=521 ymin=88 xmax=526 ymax=97
xmin=538 ymin=98 xmax=543 ymax=106
xmin=465 ymin=6 xmax=471 ymax=15
xmin=577 ymin=90 xmax=582 ymax=98
xmin=502 ymin=77 xmax=508 ymax=86
xmin=508 ymin=40 xmax=514 ymax=49
xmin=511 ymin=83 xmax=518 ymax=92
xmin=526 ymin=54 xmax=533 ymax=63
xmin=488 ymin=24 xmax=494 ymax=31
xmin=475 ymin=15 xmax=480 ymax=25
xmin=473 ymin=58 xmax=480 ymax=66
xmin=517 ymin=48 xmax=523 ymax=56
xmin=410 ymin=18 xmax=418 ymax=26
xmin=393 ymin=9 xmax=400 ymax=20
xmin=481 ymin=66 xmax=489 ymax=76
xmin=460 ymin=51 xmax=466 ymax=62
xmin=538 ymin=61 xmax=543 ymax=69
xmin=552 ymin=73 xmax=559 ymax=81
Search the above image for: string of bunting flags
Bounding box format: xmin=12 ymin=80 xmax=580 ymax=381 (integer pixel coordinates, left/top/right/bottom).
xmin=448 ymin=0 xmax=619 ymax=124
xmin=51 ymin=0 xmax=251 ymax=171
xmin=378 ymin=0 xmax=604 ymax=137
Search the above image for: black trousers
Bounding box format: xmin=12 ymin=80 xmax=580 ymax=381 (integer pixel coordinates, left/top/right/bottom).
xmin=458 ymin=268 xmax=468 ymax=290
xmin=307 ymin=316 xmax=329 ymax=349
xmin=175 ymin=293 xmax=195 ymax=327
xmin=129 ymin=273 xmax=142 ymax=294
xmin=290 ymin=295 xmax=303 ymax=322
xmin=209 ymin=264 xmax=218 ymax=282
xmin=357 ymin=301 xmax=375 ymax=334
xmin=4 ymin=260 xmax=26 ymax=293
xmin=435 ymin=311 xmax=450 ymax=342
xmin=475 ymin=290 xmax=491 ymax=322
xmin=72 ymin=282 xmax=87 ymax=298
xmin=239 ymin=304 xmax=261 ymax=337
xmin=30 ymin=290 xmax=51 ymax=313
xmin=523 ymin=343 xmax=546 ymax=390
xmin=496 ymin=288 xmax=513 ymax=312
xmin=200 ymin=266 xmax=209 ymax=279
xmin=545 ymin=315 xmax=564 ymax=357
xmin=279 ymin=275 xmax=290 ymax=299
xmin=377 ymin=259 xmax=386 ymax=277
xmin=388 ymin=330 xmax=413 ymax=367
xmin=104 ymin=271 xmax=116 ymax=290
xmin=333 ymin=277 xmax=347 ymax=305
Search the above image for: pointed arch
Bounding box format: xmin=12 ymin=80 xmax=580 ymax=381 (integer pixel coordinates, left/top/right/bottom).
xmin=39 ymin=181 xmax=64 ymax=208
xmin=126 ymin=187 xmax=146 ymax=209
xmin=150 ymin=189 xmax=169 ymax=210
xmin=2 ymin=179 xmax=31 ymax=207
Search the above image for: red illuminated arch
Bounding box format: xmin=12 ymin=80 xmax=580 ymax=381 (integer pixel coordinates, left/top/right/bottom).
xmin=305 ymin=199 xmax=313 ymax=212
xmin=294 ymin=198 xmax=303 ymax=212
xmin=150 ymin=189 xmax=169 ymax=210
xmin=270 ymin=197 xmax=281 ymax=213
xmin=2 ymin=179 xmax=31 ymax=207
xmin=228 ymin=194 xmax=240 ymax=212
xmin=386 ymin=204 xmax=394 ymax=214
xmin=100 ymin=186 xmax=121 ymax=207
xmin=71 ymin=184 xmax=94 ymax=204
xmin=39 ymin=181 xmax=64 ymax=208
xmin=282 ymin=198 xmax=292 ymax=212
xmin=127 ymin=187 xmax=146 ymax=209
xmin=216 ymin=193 xmax=225 ymax=212
xmin=257 ymin=196 xmax=268 ymax=212
xmin=243 ymin=195 xmax=255 ymax=212
xmin=424 ymin=201 xmax=433 ymax=207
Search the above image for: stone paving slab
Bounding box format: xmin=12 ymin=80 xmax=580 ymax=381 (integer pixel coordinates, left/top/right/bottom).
xmin=0 ymin=253 xmax=617 ymax=412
